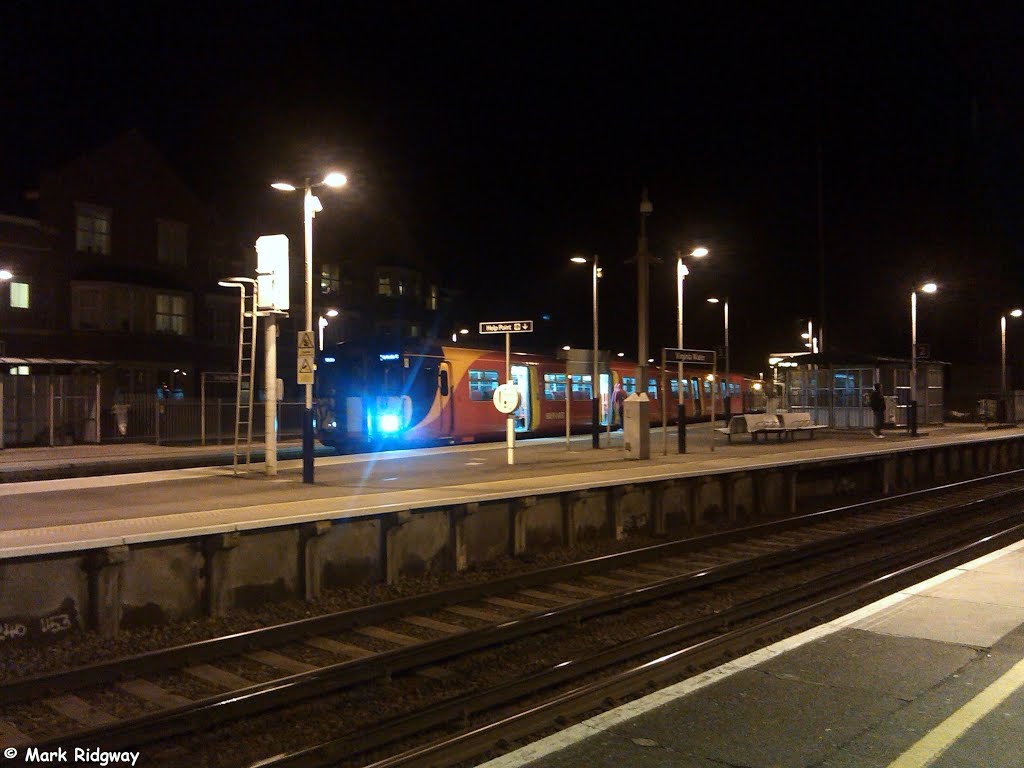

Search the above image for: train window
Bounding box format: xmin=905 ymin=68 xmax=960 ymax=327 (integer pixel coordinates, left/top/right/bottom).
xmin=704 ymin=380 xmax=712 ymax=395
xmin=469 ymin=369 xmax=499 ymax=401
xmin=544 ymin=373 xmax=567 ymax=400
xmin=621 ymin=376 xmax=636 ymax=394
xmin=647 ymin=378 xmax=658 ymax=398
xmin=569 ymin=374 xmax=593 ymax=400
xmin=439 ymin=370 xmax=450 ymax=396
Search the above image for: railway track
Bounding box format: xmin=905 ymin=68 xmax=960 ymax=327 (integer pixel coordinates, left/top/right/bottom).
xmin=3 ymin=470 xmax=1024 ymax=764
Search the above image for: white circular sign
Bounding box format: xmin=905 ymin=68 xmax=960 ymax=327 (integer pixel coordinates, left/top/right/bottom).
xmin=492 ymin=383 xmax=521 ymax=414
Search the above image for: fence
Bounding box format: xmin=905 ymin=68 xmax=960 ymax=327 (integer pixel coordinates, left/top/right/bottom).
xmin=132 ymin=397 xmax=305 ymax=445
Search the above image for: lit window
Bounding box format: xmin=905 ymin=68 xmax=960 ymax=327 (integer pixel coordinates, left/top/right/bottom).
xmin=377 ymin=275 xmax=392 ymax=296
xmin=408 ymin=324 xmax=420 ymax=337
xmin=155 ymin=293 xmax=187 ymax=335
xmin=621 ymin=376 xmax=637 ymax=394
xmin=427 ymin=284 xmax=438 ymax=310
xmin=468 ymin=369 xmax=499 ymax=401
xmin=544 ymin=373 xmax=567 ymax=401
xmin=320 ymin=263 xmax=340 ymax=294
xmin=157 ymin=220 xmax=188 ymax=267
xmin=570 ymin=374 xmax=593 ymax=400
xmin=9 ymin=366 xmax=29 ymax=376
xmin=9 ymin=282 xmax=29 ymax=309
xmin=76 ymin=204 xmax=111 ymax=255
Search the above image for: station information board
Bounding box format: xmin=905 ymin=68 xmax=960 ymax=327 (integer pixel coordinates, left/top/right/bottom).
xmin=479 ymin=320 xmax=533 ymax=334
xmin=663 ymin=347 xmax=716 ymax=365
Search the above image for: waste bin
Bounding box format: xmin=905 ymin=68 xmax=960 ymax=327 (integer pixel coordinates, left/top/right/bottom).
xmin=623 ymin=393 xmax=650 ymax=460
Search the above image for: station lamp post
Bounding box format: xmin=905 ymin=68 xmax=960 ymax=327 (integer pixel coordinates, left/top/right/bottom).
xmin=675 ymin=247 xmax=708 ymax=453
xmin=1001 ymin=308 xmax=1022 ymax=421
xmin=707 ymin=296 xmax=730 ymax=419
xmin=910 ymin=281 xmax=937 ymax=436
xmin=571 ymin=253 xmax=601 ymax=448
xmin=271 ymin=172 xmax=347 ymax=484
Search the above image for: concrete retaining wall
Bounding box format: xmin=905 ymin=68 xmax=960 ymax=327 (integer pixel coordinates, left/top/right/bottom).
xmin=5 ymin=434 xmax=1024 ymax=640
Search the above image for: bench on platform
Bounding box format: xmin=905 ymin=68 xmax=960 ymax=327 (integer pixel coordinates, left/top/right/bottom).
xmin=715 ymin=414 xmax=782 ymax=443
xmin=777 ymin=411 xmax=828 ymax=440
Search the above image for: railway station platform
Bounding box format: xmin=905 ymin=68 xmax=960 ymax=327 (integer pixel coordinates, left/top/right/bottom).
xmin=3 ymin=422 xmax=1024 ymax=639
xmin=481 ymin=539 xmax=1024 ymax=768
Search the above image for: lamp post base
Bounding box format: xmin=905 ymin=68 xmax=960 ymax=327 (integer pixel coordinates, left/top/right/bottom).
xmin=302 ymin=408 xmax=315 ymax=483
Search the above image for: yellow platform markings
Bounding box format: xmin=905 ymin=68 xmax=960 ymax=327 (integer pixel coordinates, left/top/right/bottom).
xmin=888 ymin=655 xmax=1024 ymax=767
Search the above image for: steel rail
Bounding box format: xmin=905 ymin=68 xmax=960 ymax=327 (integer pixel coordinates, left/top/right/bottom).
xmin=27 ymin=486 xmax=1024 ymax=753
xmin=335 ymin=517 xmax=1024 ymax=768
xmin=6 ymin=467 xmax=1023 ymax=708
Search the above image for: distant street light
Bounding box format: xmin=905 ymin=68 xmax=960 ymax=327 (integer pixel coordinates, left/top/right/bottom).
xmin=0 ymin=269 xmax=12 ymax=281
xmin=1001 ymin=308 xmax=1022 ymax=419
xmin=571 ymin=253 xmax=601 ymax=448
xmin=707 ymin=296 xmax=730 ymax=419
xmin=675 ymin=247 xmax=708 ymax=453
xmin=272 ymin=171 xmax=348 ymax=484
xmin=910 ymin=282 xmax=938 ymax=435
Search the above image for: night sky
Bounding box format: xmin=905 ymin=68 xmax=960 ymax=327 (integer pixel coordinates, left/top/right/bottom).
xmin=3 ymin=3 xmax=1022 ymax=377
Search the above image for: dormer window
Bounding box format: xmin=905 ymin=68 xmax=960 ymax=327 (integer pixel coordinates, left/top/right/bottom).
xmin=76 ymin=203 xmax=111 ymax=255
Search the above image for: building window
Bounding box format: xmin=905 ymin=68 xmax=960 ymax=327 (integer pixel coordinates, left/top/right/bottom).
xmin=156 ymin=293 xmax=187 ymax=335
xmin=157 ymin=220 xmax=188 ymax=267
xmin=468 ymin=369 xmax=499 ymax=401
xmin=9 ymin=282 xmax=29 ymax=309
xmin=77 ymin=287 xmax=100 ymax=329
xmin=320 ymin=263 xmax=340 ymax=294
xmin=408 ymin=324 xmax=420 ymax=338
xmin=377 ymin=275 xmax=392 ymax=296
xmin=8 ymin=365 xmax=29 ymax=376
xmin=76 ymin=204 xmax=111 ymax=255
xmin=427 ymin=284 xmax=438 ymax=310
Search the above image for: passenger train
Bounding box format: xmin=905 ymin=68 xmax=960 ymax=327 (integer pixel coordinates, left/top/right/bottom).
xmin=314 ymin=339 xmax=767 ymax=451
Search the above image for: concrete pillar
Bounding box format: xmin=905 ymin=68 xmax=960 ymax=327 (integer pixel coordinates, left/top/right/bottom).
xmin=85 ymin=545 xmax=129 ymax=638
xmin=452 ymin=502 xmax=479 ymax=572
xmin=511 ymin=496 xmax=537 ymax=556
xmin=301 ymin=520 xmax=331 ymax=600
xmin=563 ymin=491 xmax=587 ymax=548
xmin=204 ymin=532 xmax=241 ymax=617
xmin=383 ymin=511 xmax=412 ymax=585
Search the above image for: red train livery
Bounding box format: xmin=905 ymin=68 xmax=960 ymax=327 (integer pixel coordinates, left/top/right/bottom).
xmin=315 ymin=340 xmax=766 ymax=451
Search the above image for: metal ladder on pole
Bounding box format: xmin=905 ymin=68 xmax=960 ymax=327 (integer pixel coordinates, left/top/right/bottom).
xmin=220 ymin=278 xmax=258 ymax=474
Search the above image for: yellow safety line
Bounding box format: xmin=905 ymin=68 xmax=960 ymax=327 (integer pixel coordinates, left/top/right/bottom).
xmin=887 ymin=655 xmax=1024 ymax=767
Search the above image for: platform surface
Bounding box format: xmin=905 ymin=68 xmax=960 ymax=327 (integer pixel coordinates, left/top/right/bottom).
xmin=0 ymin=423 xmax=1018 ymax=558
xmin=481 ymin=541 xmax=1024 ymax=768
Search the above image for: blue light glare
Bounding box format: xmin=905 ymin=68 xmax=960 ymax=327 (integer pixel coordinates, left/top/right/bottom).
xmin=324 ymin=356 xmax=336 ymax=363
xmin=379 ymin=413 xmax=401 ymax=433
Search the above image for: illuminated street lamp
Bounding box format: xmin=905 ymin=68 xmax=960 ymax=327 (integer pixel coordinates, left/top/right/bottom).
xmin=675 ymin=247 xmax=708 ymax=453
xmin=910 ymin=281 xmax=938 ymax=435
xmin=707 ymin=296 xmax=730 ymax=419
xmin=571 ymin=253 xmax=601 ymax=448
xmin=272 ymin=171 xmax=348 ymax=484
xmin=0 ymin=269 xmax=12 ymax=281
xmin=1001 ymin=308 xmax=1022 ymax=419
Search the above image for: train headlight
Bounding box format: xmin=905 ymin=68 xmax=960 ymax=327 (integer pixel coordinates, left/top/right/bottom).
xmin=379 ymin=413 xmax=401 ymax=433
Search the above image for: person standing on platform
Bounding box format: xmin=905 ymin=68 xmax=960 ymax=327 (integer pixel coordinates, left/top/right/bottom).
xmin=613 ymin=382 xmax=626 ymax=430
xmin=869 ymin=382 xmax=886 ymax=438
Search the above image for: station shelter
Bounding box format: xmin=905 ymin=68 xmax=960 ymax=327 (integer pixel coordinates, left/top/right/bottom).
xmin=772 ymin=352 xmax=947 ymax=429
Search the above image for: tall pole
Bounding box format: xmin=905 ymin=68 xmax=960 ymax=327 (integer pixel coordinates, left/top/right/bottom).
xmin=264 ymin=313 xmax=278 ymax=476
xmin=302 ymin=179 xmax=315 ymax=483
xmin=676 ymin=258 xmax=686 ymax=453
xmin=636 ymin=189 xmax=652 ymax=387
xmin=724 ymin=297 xmax=730 ymax=419
xmin=591 ymin=255 xmax=600 ymax=448
xmin=910 ymin=289 xmax=917 ymax=435
xmin=1001 ymin=314 xmax=1007 ymax=406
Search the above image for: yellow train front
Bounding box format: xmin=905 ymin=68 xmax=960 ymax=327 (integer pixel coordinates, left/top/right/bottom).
xmin=315 ymin=340 xmax=765 ymax=451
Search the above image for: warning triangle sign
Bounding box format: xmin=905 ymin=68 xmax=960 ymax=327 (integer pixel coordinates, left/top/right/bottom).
xmin=298 ymin=358 xmax=314 ymax=374
xmin=298 ymin=331 xmax=315 ymax=351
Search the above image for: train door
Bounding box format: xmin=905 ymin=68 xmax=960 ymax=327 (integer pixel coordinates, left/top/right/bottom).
xmin=690 ymin=377 xmax=703 ymax=417
xmin=599 ymin=372 xmax=611 ymax=425
xmin=437 ymin=360 xmax=454 ymax=436
xmin=511 ymin=364 xmax=531 ymax=432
